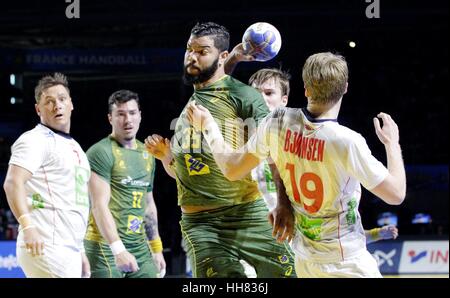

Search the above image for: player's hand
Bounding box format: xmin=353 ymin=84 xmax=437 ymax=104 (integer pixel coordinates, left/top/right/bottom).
xmin=152 ymin=252 xmax=167 ymax=278
xmin=186 ymin=101 xmax=214 ymax=132
xmin=269 ymin=204 xmax=295 ymax=243
xmin=373 ymin=112 xmax=400 ymax=146
xmin=227 ymin=42 xmax=256 ymax=63
xmin=145 ymin=134 xmax=171 ymax=161
xmin=379 ymin=225 xmax=398 ymax=240
xmin=21 ymin=226 xmax=45 ymax=257
xmin=114 ymin=250 xmax=140 ymax=273
xmin=81 ymin=252 xmax=91 ymax=278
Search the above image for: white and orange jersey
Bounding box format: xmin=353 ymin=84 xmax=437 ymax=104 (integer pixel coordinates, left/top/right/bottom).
xmin=248 ymin=107 xmax=388 ymax=263
xmin=9 ymin=124 xmax=90 ymax=252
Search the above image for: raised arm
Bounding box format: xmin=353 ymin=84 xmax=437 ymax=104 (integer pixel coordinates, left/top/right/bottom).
xmin=370 ymin=113 xmax=406 ymax=205
xmin=224 ymin=42 xmax=255 ymax=75
xmin=89 ymin=171 xmax=139 ymax=273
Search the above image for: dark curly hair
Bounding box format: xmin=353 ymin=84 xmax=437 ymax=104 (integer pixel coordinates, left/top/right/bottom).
xmin=190 ymin=22 xmax=230 ymax=52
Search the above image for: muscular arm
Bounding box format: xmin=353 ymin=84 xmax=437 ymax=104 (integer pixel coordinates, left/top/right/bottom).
xmin=145 ymin=191 xmax=166 ymax=275
xmin=187 ymin=103 xmax=261 ymax=181
xmin=3 ymin=164 xmax=44 ymax=256
xmin=89 ymin=172 xmax=121 ymax=244
xmin=268 ymin=162 xmax=295 ymax=243
xmin=224 ymin=42 xmax=256 ymax=75
xmin=370 ymin=113 xmax=406 ymax=205
xmin=3 ymin=164 xmax=33 ymax=222
xmin=144 ymin=191 xmax=161 ymax=241
xmin=89 ymin=171 xmax=139 ymax=273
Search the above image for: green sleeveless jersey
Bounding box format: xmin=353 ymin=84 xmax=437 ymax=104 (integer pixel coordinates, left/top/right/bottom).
xmin=172 ymin=75 xmax=269 ymax=207
xmin=85 ymin=136 xmax=155 ymax=244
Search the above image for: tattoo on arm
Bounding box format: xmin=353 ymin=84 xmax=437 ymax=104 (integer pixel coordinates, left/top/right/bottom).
xmin=144 ymin=212 xmax=158 ymax=240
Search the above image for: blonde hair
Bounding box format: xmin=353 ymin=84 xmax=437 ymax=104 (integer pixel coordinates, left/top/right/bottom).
xmin=249 ymin=68 xmax=291 ymax=96
xmin=302 ymin=52 xmax=348 ymax=104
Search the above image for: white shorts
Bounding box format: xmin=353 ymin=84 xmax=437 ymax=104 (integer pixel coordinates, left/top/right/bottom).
xmin=17 ymin=237 xmax=82 ymax=278
xmin=295 ymin=250 xmax=382 ymax=278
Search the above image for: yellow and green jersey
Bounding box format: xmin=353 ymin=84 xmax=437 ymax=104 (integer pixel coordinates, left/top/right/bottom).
xmin=85 ymin=136 xmax=156 ymax=245
xmin=172 ymin=75 xmax=269 ymax=207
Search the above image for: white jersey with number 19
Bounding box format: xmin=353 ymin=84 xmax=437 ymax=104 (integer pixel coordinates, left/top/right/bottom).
xmin=248 ymin=107 xmax=388 ymax=263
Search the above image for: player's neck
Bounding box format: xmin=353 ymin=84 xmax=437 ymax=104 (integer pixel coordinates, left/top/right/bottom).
xmin=111 ymin=133 xmax=137 ymax=149
xmin=193 ymin=69 xmax=226 ymax=90
xmin=306 ymin=98 xmax=342 ymax=119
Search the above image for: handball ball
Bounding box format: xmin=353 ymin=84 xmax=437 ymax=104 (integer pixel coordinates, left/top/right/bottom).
xmin=242 ymin=22 xmax=282 ymax=62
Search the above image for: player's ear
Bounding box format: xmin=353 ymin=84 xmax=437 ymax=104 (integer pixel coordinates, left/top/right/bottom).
xmin=343 ymin=82 xmax=348 ymax=95
xmin=108 ymin=113 xmax=112 ymax=124
xmin=35 ymin=103 xmax=41 ymax=116
xmin=219 ymin=51 xmax=229 ymax=66
xmin=281 ymin=95 xmax=288 ymax=107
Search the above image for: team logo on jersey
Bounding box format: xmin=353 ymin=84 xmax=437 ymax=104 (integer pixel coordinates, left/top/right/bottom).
xmin=120 ymin=176 xmax=150 ymax=187
xmin=184 ymin=154 xmax=210 ymax=176
xmin=126 ymin=215 xmax=143 ymax=234
xmin=345 ymin=198 xmax=357 ymax=225
xmin=278 ymin=254 xmax=289 ymax=264
xmin=296 ymin=213 xmax=323 ymax=240
xmin=75 ymin=166 xmax=90 ymax=207
xmin=206 ymin=267 xmax=218 ymax=277
xmin=31 ymin=193 xmax=44 ymax=209
xmin=142 ymin=151 xmax=149 ymax=160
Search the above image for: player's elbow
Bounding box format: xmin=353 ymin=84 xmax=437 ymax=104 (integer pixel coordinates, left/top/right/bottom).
xmin=386 ymin=191 xmax=406 ymax=205
xmin=3 ymin=177 xmax=17 ymax=197
xmin=370 ymin=178 xmax=406 ymax=205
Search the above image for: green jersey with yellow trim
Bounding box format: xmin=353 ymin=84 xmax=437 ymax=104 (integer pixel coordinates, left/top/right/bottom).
xmin=85 ymin=136 xmax=156 ymax=244
xmin=172 ymin=75 xmax=269 ymax=207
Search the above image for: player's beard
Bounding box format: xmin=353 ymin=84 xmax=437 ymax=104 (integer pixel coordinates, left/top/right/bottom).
xmin=183 ymin=57 xmax=219 ymax=85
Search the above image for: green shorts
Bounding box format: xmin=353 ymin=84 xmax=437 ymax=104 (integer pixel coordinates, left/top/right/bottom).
xmin=84 ymin=239 xmax=157 ymax=278
xmin=180 ymin=199 xmax=296 ymax=278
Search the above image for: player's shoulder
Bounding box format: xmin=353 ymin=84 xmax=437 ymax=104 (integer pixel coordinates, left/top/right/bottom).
xmin=227 ymin=75 xmax=262 ymax=99
xmin=329 ymin=123 xmax=366 ymax=147
xmin=136 ymin=139 xmax=154 ymax=158
xmin=86 ymin=136 xmax=113 ymax=156
xmin=14 ymin=124 xmax=54 ymax=145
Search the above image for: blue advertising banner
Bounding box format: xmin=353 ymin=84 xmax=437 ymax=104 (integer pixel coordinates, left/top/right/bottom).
xmin=0 ymin=241 xmax=25 ymax=278
xmin=0 ymin=48 xmax=184 ymax=73
xmin=367 ymin=241 xmax=403 ymax=274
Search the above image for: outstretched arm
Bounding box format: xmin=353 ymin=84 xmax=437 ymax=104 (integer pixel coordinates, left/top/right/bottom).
xmin=370 ymin=113 xmax=406 ymax=205
xmin=186 ymin=102 xmax=261 ymax=181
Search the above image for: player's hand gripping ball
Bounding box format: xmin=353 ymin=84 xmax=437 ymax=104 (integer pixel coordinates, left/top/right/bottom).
xmin=242 ymin=22 xmax=282 ymax=62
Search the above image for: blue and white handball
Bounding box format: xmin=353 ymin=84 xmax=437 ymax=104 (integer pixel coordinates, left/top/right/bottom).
xmin=242 ymin=22 xmax=282 ymax=62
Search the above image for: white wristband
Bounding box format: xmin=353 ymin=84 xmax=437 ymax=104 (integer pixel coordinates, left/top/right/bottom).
xmin=110 ymin=240 xmax=126 ymax=256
